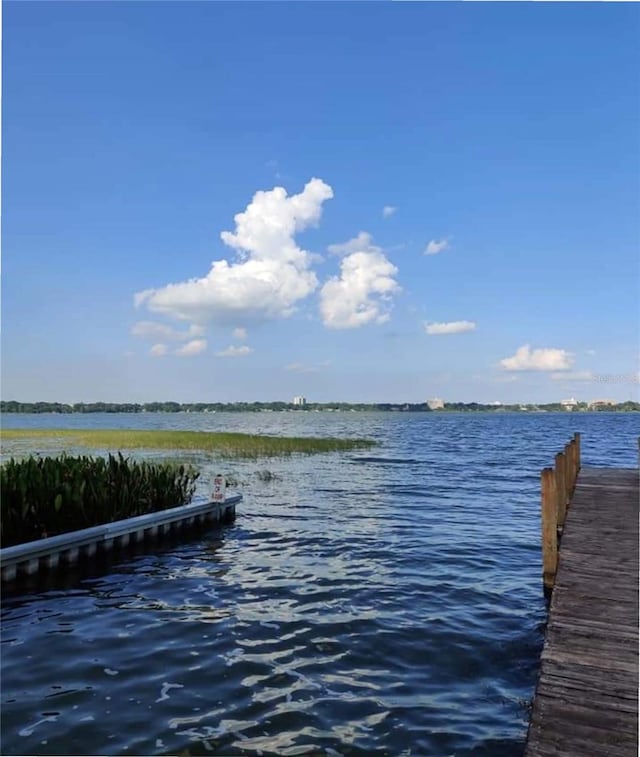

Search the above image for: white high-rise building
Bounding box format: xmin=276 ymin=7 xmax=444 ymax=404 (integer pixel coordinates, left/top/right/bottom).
xmin=292 ymin=396 xmax=306 ymax=406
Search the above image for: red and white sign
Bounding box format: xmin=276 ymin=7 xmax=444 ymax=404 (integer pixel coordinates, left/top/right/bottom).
xmin=212 ymin=475 xmax=226 ymax=502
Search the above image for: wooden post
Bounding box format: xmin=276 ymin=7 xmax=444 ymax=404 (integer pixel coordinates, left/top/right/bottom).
xmin=555 ymin=451 xmax=567 ymax=529
xmin=541 ymin=467 xmax=558 ymax=591
xmin=564 ymin=442 xmax=574 ymax=494
xmin=570 ymin=440 xmax=577 ymax=491
xmin=574 ymin=432 xmax=581 ymax=472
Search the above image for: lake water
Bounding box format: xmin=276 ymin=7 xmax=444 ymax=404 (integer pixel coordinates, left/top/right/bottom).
xmin=1 ymin=411 xmax=638 ymax=756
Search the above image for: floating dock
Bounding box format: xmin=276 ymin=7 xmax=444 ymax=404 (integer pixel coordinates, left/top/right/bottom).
xmin=526 ymin=440 xmax=638 ymax=756
xmin=0 ymin=494 xmax=241 ymax=584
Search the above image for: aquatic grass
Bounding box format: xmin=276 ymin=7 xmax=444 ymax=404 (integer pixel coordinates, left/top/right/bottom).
xmin=0 ymin=429 xmax=376 ymax=458
xmin=0 ymin=453 xmax=199 ymax=547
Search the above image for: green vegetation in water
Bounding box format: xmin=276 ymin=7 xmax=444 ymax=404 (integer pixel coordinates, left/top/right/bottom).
xmin=1 ymin=453 xmax=199 ymax=548
xmin=0 ymin=429 xmax=376 ymax=458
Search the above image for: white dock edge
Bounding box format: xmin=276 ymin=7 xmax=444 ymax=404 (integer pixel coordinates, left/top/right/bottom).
xmin=0 ymin=493 xmax=241 ymax=583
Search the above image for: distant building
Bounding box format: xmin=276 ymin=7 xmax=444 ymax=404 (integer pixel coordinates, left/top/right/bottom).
xmin=292 ymin=396 xmax=306 ymax=406
xmin=588 ymin=399 xmax=617 ymax=410
xmin=561 ymin=397 xmax=578 ymax=410
xmin=427 ymin=398 xmax=444 ymax=410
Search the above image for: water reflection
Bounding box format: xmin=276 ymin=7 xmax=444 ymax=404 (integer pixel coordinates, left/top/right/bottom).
xmin=1 ymin=412 xmax=638 ymax=755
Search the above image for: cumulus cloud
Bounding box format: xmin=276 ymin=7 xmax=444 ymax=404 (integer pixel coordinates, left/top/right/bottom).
xmin=150 ymin=343 xmax=168 ymax=357
xmin=134 ymin=178 xmax=334 ymax=325
xmin=233 ymin=327 xmax=247 ymax=340
xmin=424 ymin=320 xmax=476 ymax=335
xmin=500 ymin=344 xmax=573 ymax=372
xmin=175 ymin=339 xmax=207 ymax=357
xmin=132 ymin=321 xmax=205 ymax=342
xmin=382 ymin=205 xmax=397 ymax=219
xmin=327 ymin=231 xmax=373 ymax=257
xmin=216 ymin=345 xmax=253 ymax=358
xmin=424 ymin=238 xmax=450 ymax=255
xmin=320 ymin=233 xmax=400 ymax=329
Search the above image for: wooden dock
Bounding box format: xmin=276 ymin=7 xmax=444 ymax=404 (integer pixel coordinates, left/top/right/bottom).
xmin=525 ymin=457 xmax=639 ymax=756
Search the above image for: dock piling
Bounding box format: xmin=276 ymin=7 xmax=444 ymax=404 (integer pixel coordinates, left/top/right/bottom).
xmin=554 ymin=451 xmax=567 ymax=530
xmin=540 ymin=468 xmax=558 ymax=592
xmin=563 ymin=442 xmax=572 ymax=494
xmin=540 ymin=433 xmax=583 ymax=590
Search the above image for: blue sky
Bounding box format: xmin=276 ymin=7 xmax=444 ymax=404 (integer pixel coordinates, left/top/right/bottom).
xmin=2 ymin=2 xmax=639 ymax=404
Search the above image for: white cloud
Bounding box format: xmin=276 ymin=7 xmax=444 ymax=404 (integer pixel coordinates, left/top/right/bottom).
xmin=132 ymin=320 xmax=205 ymax=342
xmin=382 ymin=205 xmax=397 ymax=219
xmin=327 ymin=231 xmax=373 ymax=257
xmin=424 ymin=238 xmax=450 ymax=256
xmin=585 ymin=349 xmax=596 ymax=356
xmin=550 ymin=371 xmax=595 ymax=382
xmin=216 ymin=345 xmax=253 ymax=358
xmin=175 ymin=339 xmax=207 ymax=357
xmin=150 ymin=343 xmax=168 ymax=357
xmin=500 ymin=344 xmax=574 ymax=372
xmin=320 ymin=233 xmax=400 ymax=329
xmin=232 ymin=327 xmax=247 ymax=340
xmin=424 ymin=320 xmax=476 ymax=335
xmin=135 ymin=178 xmax=333 ymax=325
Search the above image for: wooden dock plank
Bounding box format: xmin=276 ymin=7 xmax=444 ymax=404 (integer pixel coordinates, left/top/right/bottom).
xmin=536 ymin=680 xmax=638 ymax=714
xmin=525 ymin=466 xmax=639 ymax=757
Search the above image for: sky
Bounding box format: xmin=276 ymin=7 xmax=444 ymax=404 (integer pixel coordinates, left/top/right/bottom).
xmin=2 ymin=1 xmax=639 ymax=405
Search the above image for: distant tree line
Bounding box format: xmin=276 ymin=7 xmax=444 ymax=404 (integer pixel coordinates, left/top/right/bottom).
xmin=442 ymin=401 xmax=639 ymax=412
xmin=1 ymin=400 xmax=638 ymax=414
xmin=0 ymin=400 xmax=432 ymax=413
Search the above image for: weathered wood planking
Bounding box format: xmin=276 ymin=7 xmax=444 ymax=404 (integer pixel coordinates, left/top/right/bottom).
xmin=526 ymin=466 xmax=639 ymax=757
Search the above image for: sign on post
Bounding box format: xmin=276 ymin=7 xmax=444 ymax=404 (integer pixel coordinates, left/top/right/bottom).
xmin=212 ymin=475 xmax=226 ymax=503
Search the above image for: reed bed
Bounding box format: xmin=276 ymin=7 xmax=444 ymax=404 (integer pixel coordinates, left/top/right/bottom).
xmin=1 ymin=453 xmax=199 ymax=547
xmin=0 ymin=429 xmax=376 ymax=458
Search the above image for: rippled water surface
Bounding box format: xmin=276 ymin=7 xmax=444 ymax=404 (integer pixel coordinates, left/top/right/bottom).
xmin=1 ymin=412 xmax=638 ymax=756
